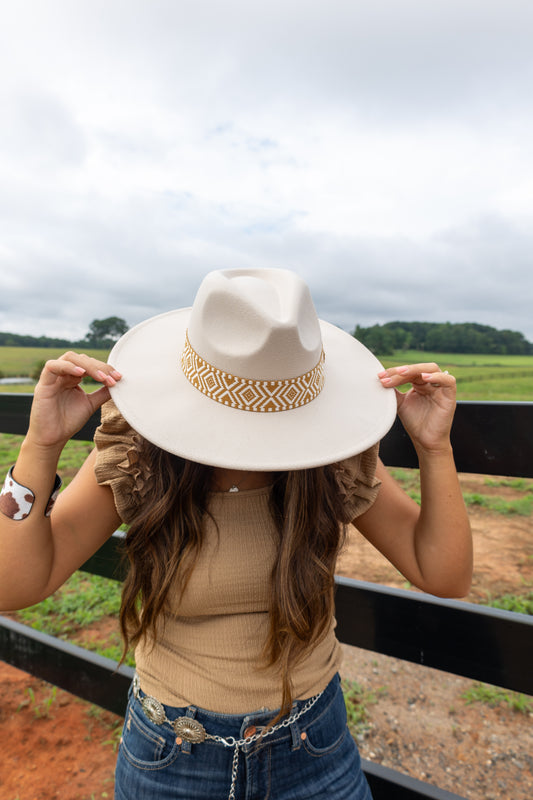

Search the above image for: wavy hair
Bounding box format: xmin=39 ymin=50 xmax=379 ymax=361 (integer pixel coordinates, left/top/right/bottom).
xmin=119 ymin=438 xmax=347 ymax=719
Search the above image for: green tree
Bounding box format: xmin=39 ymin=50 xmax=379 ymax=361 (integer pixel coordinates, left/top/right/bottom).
xmin=352 ymin=321 xmax=532 ymax=355
xmin=85 ymin=317 xmax=129 ymax=346
xmin=353 ymin=324 xmax=395 ymax=355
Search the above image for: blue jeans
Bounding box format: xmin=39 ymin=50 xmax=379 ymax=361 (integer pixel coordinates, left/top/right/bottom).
xmin=114 ymin=673 xmax=373 ymax=799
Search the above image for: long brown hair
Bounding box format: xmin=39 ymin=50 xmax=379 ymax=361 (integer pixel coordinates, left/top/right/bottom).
xmin=119 ymin=438 xmax=347 ymax=717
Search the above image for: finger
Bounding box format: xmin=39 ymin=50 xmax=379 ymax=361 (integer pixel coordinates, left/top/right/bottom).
xmin=378 ymin=363 xmax=439 ymax=380
xmin=96 ymin=370 xmax=118 ymax=387
xmin=420 ymin=370 xmax=456 ymax=389
xmin=39 ymin=358 xmax=87 ymax=385
xmin=378 ymin=363 xmax=443 ymax=388
xmin=58 ymin=352 xmax=122 ymax=386
xmin=86 ymin=384 xmax=112 ymax=412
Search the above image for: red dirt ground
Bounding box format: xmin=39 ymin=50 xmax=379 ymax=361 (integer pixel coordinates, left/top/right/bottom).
xmin=1 ymin=474 xmax=532 ymax=800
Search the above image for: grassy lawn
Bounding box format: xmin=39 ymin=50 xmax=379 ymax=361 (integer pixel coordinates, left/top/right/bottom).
xmin=2 ymin=345 xmax=532 ymax=399
xmin=0 ymin=346 xmax=109 ymax=380
xmin=380 ymin=351 xmax=533 ymax=401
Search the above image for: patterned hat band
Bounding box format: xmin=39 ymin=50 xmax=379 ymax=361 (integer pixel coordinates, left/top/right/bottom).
xmin=181 ymin=331 xmax=326 ymax=413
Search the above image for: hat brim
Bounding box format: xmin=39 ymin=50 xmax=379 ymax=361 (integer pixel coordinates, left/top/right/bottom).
xmin=107 ymin=309 xmax=397 ymax=470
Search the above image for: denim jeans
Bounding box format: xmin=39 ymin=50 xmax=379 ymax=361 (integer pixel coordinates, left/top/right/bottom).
xmin=114 ymin=673 xmax=373 ymax=800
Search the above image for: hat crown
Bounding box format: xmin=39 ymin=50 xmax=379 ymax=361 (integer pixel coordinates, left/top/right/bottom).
xmin=187 ymin=269 xmax=322 ymax=380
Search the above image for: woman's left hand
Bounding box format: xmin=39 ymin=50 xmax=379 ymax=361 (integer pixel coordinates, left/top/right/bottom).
xmin=378 ymin=363 xmax=457 ymax=454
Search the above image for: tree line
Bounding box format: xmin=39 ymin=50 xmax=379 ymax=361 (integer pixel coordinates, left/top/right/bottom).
xmin=353 ymin=321 xmax=533 ymax=355
xmin=0 ymin=317 xmax=129 ymax=350
xmin=1 ymin=317 xmax=531 ymax=356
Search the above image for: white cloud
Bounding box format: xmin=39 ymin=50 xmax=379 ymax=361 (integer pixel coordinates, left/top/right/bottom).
xmin=1 ymin=1 xmax=533 ymax=342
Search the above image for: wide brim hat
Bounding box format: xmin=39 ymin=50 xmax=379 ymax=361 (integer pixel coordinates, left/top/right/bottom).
xmin=108 ymin=269 xmax=397 ymax=470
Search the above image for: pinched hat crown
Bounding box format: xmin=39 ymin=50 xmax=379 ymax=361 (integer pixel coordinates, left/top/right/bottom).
xmin=187 ymin=269 xmax=323 ymax=380
xmin=181 ymin=270 xmax=326 ymax=413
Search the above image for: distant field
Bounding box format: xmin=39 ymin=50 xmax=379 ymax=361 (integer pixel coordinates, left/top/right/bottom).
xmin=0 ymin=346 xmax=110 ymax=388
xmin=1 ymin=346 xmax=532 ymax=400
xmin=383 ymin=351 xmax=533 ymax=367
xmin=379 ymin=350 xmax=533 ymax=401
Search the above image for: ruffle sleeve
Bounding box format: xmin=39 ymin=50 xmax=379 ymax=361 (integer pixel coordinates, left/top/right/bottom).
xmin=335 ymin=442 xmax=381 ymax=524
xmin=93 ymin=399 xmax=151 ymax=524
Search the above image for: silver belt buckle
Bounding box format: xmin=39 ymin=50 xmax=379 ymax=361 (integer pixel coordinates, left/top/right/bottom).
xmin=133 ymin=675 xmax=205 ymax=742
xmin=173 ymin=717 xmax=207 ymax=743
xmin=141 ymin=695 xmax=166 ymax=725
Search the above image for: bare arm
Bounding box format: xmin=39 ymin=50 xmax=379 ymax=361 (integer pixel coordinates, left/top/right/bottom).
xmin=355 ymin=364 xmax=472 ymax=598
xmin=0 ymin=353 xmax=122 ymax=610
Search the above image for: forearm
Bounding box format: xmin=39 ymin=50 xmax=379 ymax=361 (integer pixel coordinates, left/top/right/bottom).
xmin=357 ymin=454 xmax=473 ymax=599
xmin=413 ymin=444 xmax=473 ymax=597
xmin=368 ymin=363 xmax=472 ymax=597
xmin=0 ymin=436 xmax=64 ymax=608
xmin=13 ymin=435 xmax=65 ymax=515
xmin=0 ymin=353 xmax=122 ymax=610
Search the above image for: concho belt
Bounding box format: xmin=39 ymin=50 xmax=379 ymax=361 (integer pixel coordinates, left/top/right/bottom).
xmin=131 ymin=673 xmax=324 ymax=800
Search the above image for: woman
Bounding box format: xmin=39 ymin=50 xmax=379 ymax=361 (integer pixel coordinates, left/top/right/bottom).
xmin=0 ymin=269 xmax=472 ymax=800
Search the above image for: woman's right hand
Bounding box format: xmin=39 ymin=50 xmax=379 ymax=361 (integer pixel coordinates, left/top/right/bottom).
xmin=28 ymin=352 xmax=122 ymax=449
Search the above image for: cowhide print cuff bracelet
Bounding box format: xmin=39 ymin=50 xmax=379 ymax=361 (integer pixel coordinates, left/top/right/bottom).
xmin=0 ymin=467 xmax=62 ymax=520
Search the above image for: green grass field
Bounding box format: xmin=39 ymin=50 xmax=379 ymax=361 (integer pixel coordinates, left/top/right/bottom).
xmin=0 ymin=346 xmax=109 ymax=381
xmin=2 ymin=346 xmax=533 ymax=399
xmin=380 ymin=351 xmax=533 ymax=401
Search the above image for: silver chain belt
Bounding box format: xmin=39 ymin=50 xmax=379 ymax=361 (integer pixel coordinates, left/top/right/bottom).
xmin=132 ymin=674 xmax=324 ymax=800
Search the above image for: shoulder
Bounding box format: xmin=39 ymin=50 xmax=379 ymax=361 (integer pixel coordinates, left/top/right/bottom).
xmin=93 ymin=400 xmax=150 ymax=523
xmin=334 ymin=443 xmax=381 ymax=523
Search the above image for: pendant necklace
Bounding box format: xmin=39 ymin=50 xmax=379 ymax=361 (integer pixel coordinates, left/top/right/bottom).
xmin=214 ymin=473 xmax=248 ymax=493
xmin=228 ymin=475 xmax=247 ymax=492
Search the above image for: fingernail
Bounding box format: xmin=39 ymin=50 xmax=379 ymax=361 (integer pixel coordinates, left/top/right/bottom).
xmin=97 ymin=370 xmax=115 ymax=385
xmin=421 ymin=373 xmax=432 ymax=380
xmin=380 ymin=376 xmax=392 ymax=385
xmin=397 ymin=366 xmax=409 ymax=374
xmin=73 ymin=366 xmax=86 ymax=375
xmin=377 ymin=370 xmax=387 ymax=378
xmin=111 ymin=370 xmax=122 ymax=379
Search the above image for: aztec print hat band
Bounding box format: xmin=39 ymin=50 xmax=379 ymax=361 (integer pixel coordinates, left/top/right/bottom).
xmin=107 ymin=268 xmax=397 ymax=470
xmin=180 ymin=331 xmax=325 ymax=413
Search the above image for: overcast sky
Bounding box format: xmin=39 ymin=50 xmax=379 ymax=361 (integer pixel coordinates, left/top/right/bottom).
xmin=1 ymin=0 xmax=533 ymax=343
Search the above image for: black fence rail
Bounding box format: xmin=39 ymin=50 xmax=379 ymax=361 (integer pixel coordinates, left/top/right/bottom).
xmin=1 ymin=395 xmax=532 ymax=800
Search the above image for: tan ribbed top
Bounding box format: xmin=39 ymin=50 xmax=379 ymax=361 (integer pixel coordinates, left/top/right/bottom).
xmin=94 ymin=400 xmax=381 ymax=713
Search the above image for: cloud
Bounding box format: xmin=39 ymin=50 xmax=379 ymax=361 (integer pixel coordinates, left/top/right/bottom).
xmin=0 ymin=1 xmax=532 ymax=343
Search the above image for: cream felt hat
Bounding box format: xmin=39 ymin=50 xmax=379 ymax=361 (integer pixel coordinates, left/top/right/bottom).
xmin=108 ymin=269 xmax=397 ymax=470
